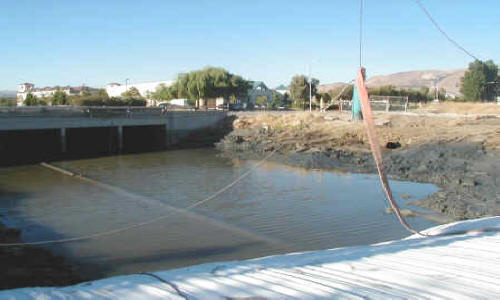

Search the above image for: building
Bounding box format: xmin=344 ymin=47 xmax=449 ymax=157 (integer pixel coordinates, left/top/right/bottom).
xmin=275 ymin=84 xmax=290 ymax=96
xmin=105 ymin=80 xmax=174 ymax=106
xmin=17 ymin=83 xmax=99 ymax=106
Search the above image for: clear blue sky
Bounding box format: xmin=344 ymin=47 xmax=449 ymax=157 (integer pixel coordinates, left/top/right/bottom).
xmin=1 ymin=0 xmax=498 ymax=90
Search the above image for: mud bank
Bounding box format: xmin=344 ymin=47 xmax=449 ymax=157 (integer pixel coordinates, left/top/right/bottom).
xmin=216 ymin=112 xmax=500 ymax=220
xmin=0 ymin=221 xmax=85 ymax=290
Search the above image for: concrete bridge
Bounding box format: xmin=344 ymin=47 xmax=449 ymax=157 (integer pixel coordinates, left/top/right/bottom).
xmin=0 ymin=107 xmax=227 ymax=165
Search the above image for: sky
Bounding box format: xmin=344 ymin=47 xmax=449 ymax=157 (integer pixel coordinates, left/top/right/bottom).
xmin=1 ymin=0 xmax=499 ymax=90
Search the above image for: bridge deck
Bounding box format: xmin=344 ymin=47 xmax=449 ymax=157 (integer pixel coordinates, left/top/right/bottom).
xmin=0 ymin=107 xmax=226 ymax=130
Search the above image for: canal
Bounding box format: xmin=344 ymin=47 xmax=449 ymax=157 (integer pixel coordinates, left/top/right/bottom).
xmin=0 ymin=148 xmax=439 ymax=279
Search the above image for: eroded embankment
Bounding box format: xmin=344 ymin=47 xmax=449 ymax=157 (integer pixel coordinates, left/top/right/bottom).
xmin=0 ymin=221 xmax=84 ymax=290
xmin=216 ymin=111 xmax=500 ymax=220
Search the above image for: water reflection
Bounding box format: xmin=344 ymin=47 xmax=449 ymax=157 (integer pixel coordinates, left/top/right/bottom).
xmin=0 ymin=148 xmax=439 ymax=278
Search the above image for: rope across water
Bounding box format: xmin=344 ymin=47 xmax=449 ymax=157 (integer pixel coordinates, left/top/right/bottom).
xmin=0 ymin=149 xmax=280 ymax=247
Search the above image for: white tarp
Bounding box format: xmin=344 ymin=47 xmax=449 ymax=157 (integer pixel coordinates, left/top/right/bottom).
xmin=2 ymin=216 xmax=499 ymax=299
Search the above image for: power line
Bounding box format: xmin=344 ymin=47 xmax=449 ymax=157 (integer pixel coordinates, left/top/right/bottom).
xmin=359 ymin=0 xmax=363 ymax=67
xmin=413 ymin=0 xmax=479 ymax=61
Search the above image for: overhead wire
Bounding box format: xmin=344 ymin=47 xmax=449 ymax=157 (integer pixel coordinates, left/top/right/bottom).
xmin=413 ymin=0 xmax=479 ymax=61
xmin=359 ymin=0 xmax=363 ymax=67
xmin=1 ymin=0 xmax=453 ymax=246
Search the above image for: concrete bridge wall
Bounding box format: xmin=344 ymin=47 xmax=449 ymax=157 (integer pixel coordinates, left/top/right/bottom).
xmin=0 ymin=107 xmax=227 ymax=166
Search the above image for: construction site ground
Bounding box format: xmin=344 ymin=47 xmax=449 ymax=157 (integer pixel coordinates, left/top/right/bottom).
xmin=217 ymin=103 xmax=500 ymax=220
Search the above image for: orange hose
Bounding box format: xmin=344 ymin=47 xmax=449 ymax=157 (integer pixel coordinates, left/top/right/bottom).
xmin=356 ymin=67 xmax=426 ymax=237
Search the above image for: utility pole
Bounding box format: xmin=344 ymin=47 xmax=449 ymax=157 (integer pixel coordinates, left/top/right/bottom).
xmin=308 ymin=64 xmax=312 ymax=111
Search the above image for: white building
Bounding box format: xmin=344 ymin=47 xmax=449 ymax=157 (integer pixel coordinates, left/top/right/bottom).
xmin=275 ymin=84 xmax=289 ymax=96
xmin=17 ymin=83 xmax=98 ymax=106
xmin=158 ymin=98 xmax=191 ymax=107
xmin=105 ymin=80 xmax=174 ymax=98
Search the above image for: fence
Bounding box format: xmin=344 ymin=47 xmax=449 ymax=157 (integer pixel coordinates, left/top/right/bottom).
xmin=338 ymin=95 xmax=411 ymax=112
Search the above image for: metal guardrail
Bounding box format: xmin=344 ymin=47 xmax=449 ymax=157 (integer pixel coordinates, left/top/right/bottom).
xmin=0 ymin=106 xmax=198 ymax=118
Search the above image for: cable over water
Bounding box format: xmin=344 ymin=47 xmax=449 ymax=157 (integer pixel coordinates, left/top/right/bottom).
xmin=0 ymin=149 xmax=281 ymax=247
xmin=1 ymin=81 xmax=406 ymax=247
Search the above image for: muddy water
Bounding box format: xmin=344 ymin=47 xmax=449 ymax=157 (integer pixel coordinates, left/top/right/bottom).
xmin=0 ymin=148 xmax=439 ymax=279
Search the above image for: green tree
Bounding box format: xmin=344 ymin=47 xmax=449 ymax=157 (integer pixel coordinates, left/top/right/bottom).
xmin=272 ymin=91 xmax=282 ymax=107
xmin=163 ymin=67 xmax=251 ymax=108
xmin=461 ymin=60 xmax=498 ymax=101
xmin=290 ymin=75 xmax=308 ymax=109
xmin=319 ymin=92 xmax=331 ymax=103
xmin=51 ymin=89 xmax=68 ymax=105
xmin=121 ymin=87 xmax=143 ymax=99
xmin=24 ymin=93 xmax=39 ymax=106
xmin=255 ymin=95 xmax=268 ymax=108
xmin=282 ymin=93 xmax=291 ymax=108
xmin=420 ymin=86 xmax=430 ymax=100
xmin=289 ymin=75 xmax=319 ymax=109
xmin=97 ymin=89 xmax=109 ymax=99
xmin=0 ymin=97 xmax=16 ymax=106
xmin=438 ymin=87 xmax=447 ymax=101
xmin=329 ymin=84 xmax=354 ymax=101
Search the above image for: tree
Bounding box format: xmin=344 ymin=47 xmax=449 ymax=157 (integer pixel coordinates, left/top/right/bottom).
xmin=161 ymin=67 xmax=251 ymax=108
xmin=282 ymin=93 xmax=291 ymax=108
xmin=290 ymin=75 xmax=308 ymax=109
xmin=24 ymin=93 xmax=39 ymax=106
xmin=255 ymin=95 xmax=268 ymax=108
xmin=329 ymin=84 xmax=354 ymax=101
xmin=272 ymin=91 xmax=282 ymax=107
xmin=319 ymin=92 xmax=331 ymax=103
xmin=420 ymin=86 xmax=430 ymax=99
xmin=51 ymin=89 xmax=68 ymax=105
xmin=97 ymin=89 xmax=109 ymax=99
xmin=461 ymin=60 xmax=498 ymax=101
xmin=0 ymin=98 xmax=16 ymax=106
xmin=289 ymin=75 xmax=319 ymax=109
xmin=438 ymin=87 xmax=446 ymax=101
xmin=121 ymin=87 xmax=143 ymax=99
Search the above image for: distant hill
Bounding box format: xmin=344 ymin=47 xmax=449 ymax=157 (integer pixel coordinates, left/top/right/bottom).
xmin=319 ymin=69 xmax=466 ymax=97
xmin=0 ymin=90 xmax=16 ymax=98
xmin=366 ymin=69 xmax=466 ymax=96
xmin=317 ymin=82 xmax=348 ymax=93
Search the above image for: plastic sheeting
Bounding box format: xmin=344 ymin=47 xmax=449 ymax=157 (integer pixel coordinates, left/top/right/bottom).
xmin=3 ymin=217 xmax=499 ymax=299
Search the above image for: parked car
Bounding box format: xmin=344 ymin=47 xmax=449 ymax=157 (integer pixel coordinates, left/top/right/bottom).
xmin=229 ymin=103 xmax=244 ymax=111
xmin=216 ymin=104 xmax=227 ymax=111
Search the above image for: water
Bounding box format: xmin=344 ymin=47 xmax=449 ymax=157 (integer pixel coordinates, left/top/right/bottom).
xmin=0 ymin=148 xmax=439 ymax=279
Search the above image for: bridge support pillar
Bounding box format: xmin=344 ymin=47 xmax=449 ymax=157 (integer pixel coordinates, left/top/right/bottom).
xmin=164 ymin=124 xmax=169 ymax=148
xmin=117 ymin=126 xmax=123 ymax=154
xmin=60 ymin=128 xmax=67 ymax=153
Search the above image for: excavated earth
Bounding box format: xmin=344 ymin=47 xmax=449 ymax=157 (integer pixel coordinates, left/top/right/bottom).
xmin=216 ymin=111 xmax=500 ymax=220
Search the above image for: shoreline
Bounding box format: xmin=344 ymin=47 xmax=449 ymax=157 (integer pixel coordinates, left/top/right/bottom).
xmin=0 ymin=221 xmax=85 ymax=290
xmin=216 ymin=111 xmax=500 ymax=220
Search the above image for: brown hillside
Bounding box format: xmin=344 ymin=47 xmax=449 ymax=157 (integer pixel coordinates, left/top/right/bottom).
xmin=317 ymin=82 xmax=348 ymax=93
xmin=366 ymin=69 xmax=466 ymax=96
xmin=319 ymin=69 xmax=466 ymax=97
